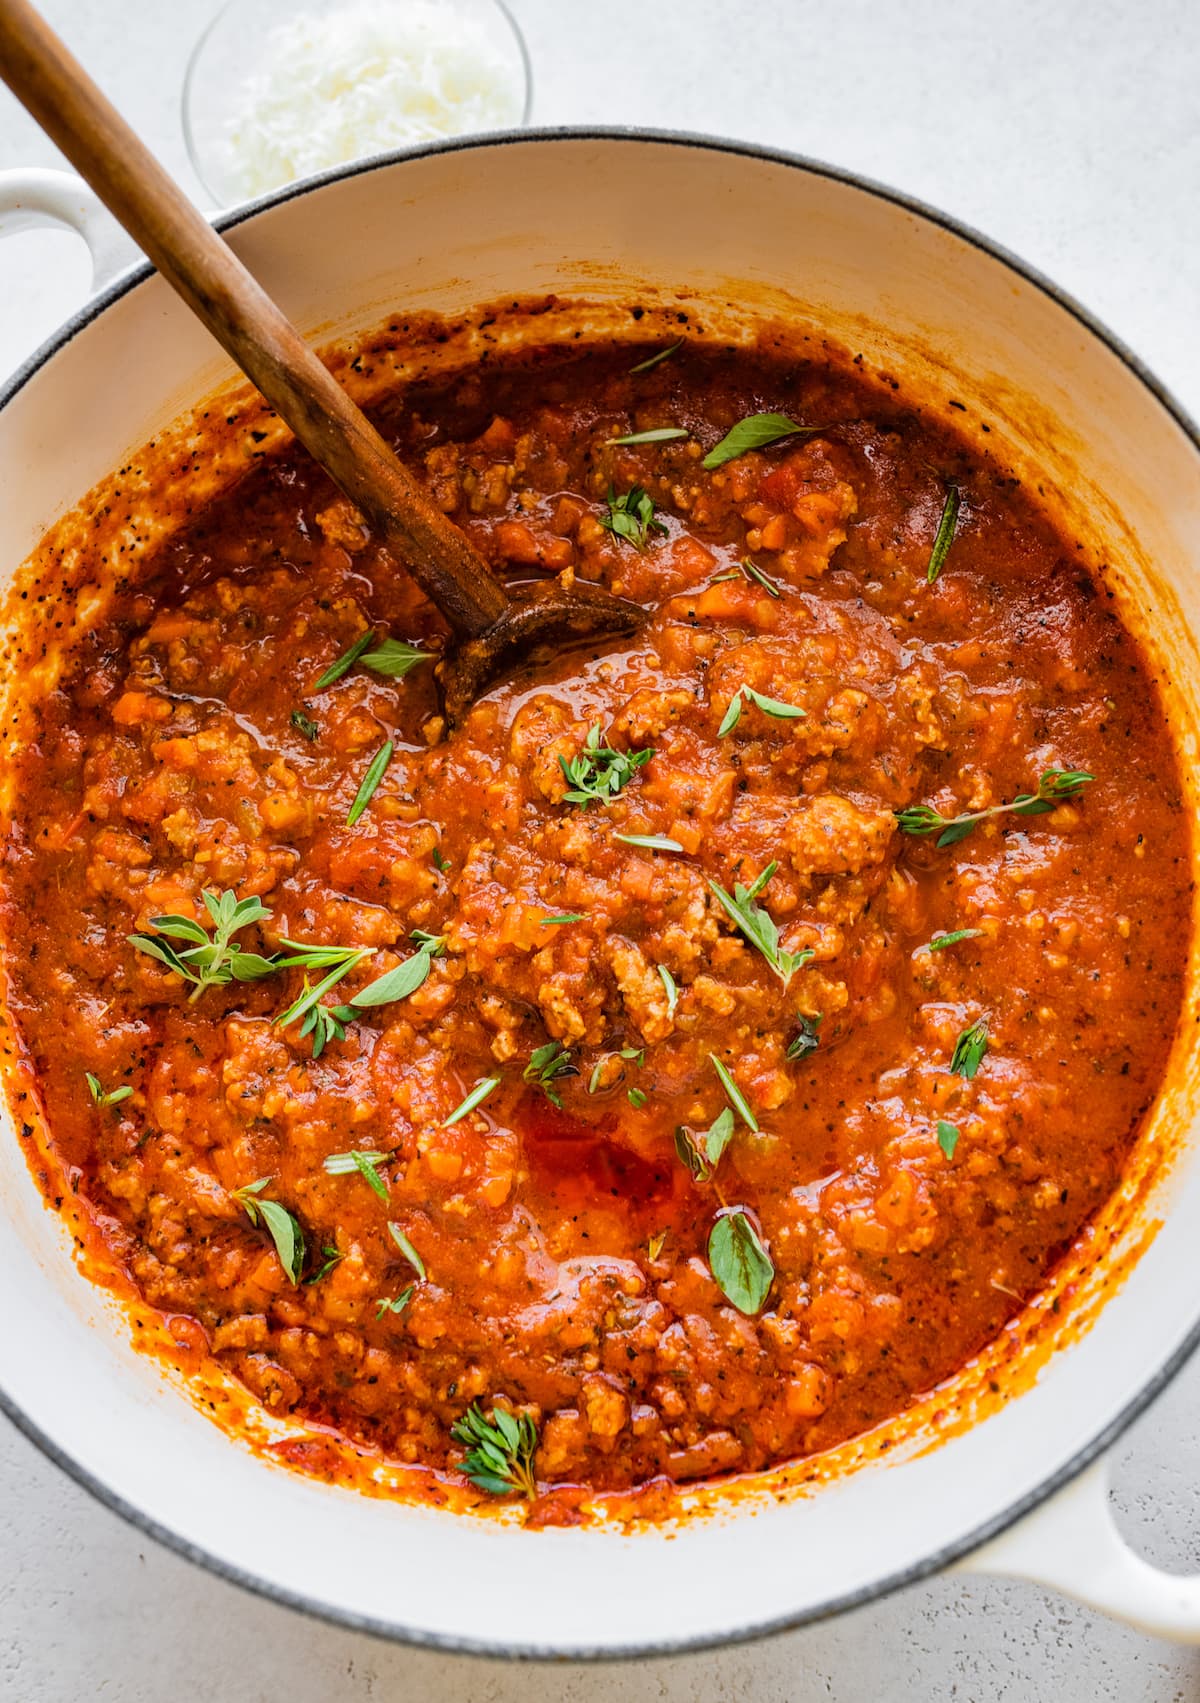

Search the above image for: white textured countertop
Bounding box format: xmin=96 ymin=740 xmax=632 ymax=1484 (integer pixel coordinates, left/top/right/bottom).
xmin=2 ymin=2 xmax=1199 ymax=1698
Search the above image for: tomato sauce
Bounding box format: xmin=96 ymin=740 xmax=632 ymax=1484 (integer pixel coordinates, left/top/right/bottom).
xmin=0 ymin=337 xmax=1190 ymax=1504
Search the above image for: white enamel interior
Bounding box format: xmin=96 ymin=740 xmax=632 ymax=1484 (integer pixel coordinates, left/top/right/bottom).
xmin=1 ymin=135 xmax=1199 ymax=1656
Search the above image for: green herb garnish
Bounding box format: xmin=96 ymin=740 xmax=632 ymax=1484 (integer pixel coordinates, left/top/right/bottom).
xmin=607 ymin=426 xmax=689 ymax=446
xmin=559 ymin=724 xmax=654 ymax=808
xmin=629 ymin=339 xmax=682 ymax=374
xmin=274 ymin=949 xmax=371 ymax=1055
xmin=85 ymin=1072 xmax=132 ymax=1110
xmin=358 ymin=638 xmax=429 ymax=679
xmin=443 ymin=1076 xmax=500 ymax=1128
xmin=926 ymin=483 xmax=961 ymax=584
xmin=130 ymin=889 xmax=279 ymax=1003
xmin=708 ymin=863 xmax=813 ymax=987
xmin=376 ymin=1286 xmax=414 ymax=1319
xmin=896 ymin=769 xmax=1094 ymax=848
xmin=231 ymin=1178 xmax=305 ymax=1285
xmin=540 ymin=913 xmax=586 ymax=925
xmin=347 ymin=739 xmax=394 ymax=827
xmin=786 ymin=1014 xmax=823 ymax=1061
xmin=305 ymin=1244 xmax=344 ymax=1285
xmin=387 ymin=1221 xmax=426 ymax=1280
xmin=740 ymin=557 xmax=783 ymax=597
xmin=524 ymin=1041 xmax=577 ymax=1108
xmin=315 ymin=628 xmax=374 ymax=689
xmin=937 ymin=1120 xmax=961 ymax=1159
xmin=599 ymin=485 xmax=668 ymax=551
xmin=923 ymin=928 xmax=984 ymax=953
xmin=708 ymin=1208 xmax=774 ymax=1314
xmin=647 ymin=1230 xmax=667 ymax=1260
xmin=950 ymin=1018 xmax=989 ymax=1080
xmin=710 ymin=1053 xmax=759 ymax=1132
xmin=702 ymin=412 xmax=817 ymax=471
xmin=351 ymin=933 xmax=445 ymax=1008
xmin=323 ymin=1149 xmax=389 ymax=1202
xmin=290 ymin=709 xmax=319 ymax=741
xmin=613 ymin=832 xmax=684 ymax=852
xmin=674 ymin=1106 xmax=735 ymax=1183
xmin=627 ymin=1086 xmax=648 ymax=1109
xmin=278 ymin=933 xmax=445 ymax=1059
xmin=432 ymin=846 xmax=451 ymax=873
xmin=718 ymin=684 xmax=806 ymax=736
xmin=451 ymin=1403 xmax=539 ymax=1499
xmin=275 ymin=939 xmax=373 ymax=971
xmin=586 ymin=1048 xmax=642 ymax=1095
xmin=658 ymin=963 xmax=679 ymax=1017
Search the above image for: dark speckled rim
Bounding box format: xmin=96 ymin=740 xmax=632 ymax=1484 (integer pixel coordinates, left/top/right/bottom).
xmin=2 ymin=126 xmax=1199 ymax=1662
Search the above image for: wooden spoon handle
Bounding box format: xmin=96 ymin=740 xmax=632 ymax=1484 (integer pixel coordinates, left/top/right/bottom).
xmin=0 ymin=0 xmax=508 ymax=640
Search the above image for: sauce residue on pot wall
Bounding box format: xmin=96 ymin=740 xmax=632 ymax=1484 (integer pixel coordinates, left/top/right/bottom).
xmin=0 ymin=295 xmax=1194 ymax=1529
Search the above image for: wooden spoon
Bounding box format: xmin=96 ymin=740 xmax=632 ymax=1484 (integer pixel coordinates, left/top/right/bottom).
xmin=0 ymin=0 xmax=640 ymax=723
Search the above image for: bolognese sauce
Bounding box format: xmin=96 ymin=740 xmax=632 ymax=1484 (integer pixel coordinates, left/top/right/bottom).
xmin=0 ymin=336 xmax=1189 ymax=1504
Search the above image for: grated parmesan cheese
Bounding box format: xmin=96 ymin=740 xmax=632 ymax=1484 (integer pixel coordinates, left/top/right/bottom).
xmin=218 ymin=2 xmax=524 ymax=201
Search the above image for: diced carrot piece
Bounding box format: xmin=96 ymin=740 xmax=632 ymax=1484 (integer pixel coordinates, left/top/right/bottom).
xmin=425 ymin=1148 xmax=463 ymax=1183
xmin=494 ymin=519 xmax=573 ymax=569
xmin=669 ymin=536 xmax=717 ymax=578
xmin=476 ymin=415 xmax=516 ymax=456
xmin=112 ymin=690 xmax=171 ymax=727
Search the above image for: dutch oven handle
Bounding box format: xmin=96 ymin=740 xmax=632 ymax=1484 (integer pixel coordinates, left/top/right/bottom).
xmin=0 ymin=165 xmax=136 ymax=294
xmin=960 ymin=1455 xmax=1200 ymax=1640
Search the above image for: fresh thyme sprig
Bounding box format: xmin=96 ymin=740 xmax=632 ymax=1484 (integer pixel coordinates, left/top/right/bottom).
xmin=701 ymin=412 xmax=818 ymax=471
xmin=921 ymin=928 xmax=984 ymax=953
xmin=937 ymin=1120 xmax=961 ymax=1159
xmin=323 ymin=1148 xmax=390 ymax=1201
xmin=786 ymin=1014 xmax=822 ymax=1061
xmin=276 ymin=932 xmax=446 ymax=1058
xmin=710 ymin=1053 xmax=759 ymax=1132
xmin=717 ymin=684 xmax=806 ymax=737
xmin=708 ymin=863 xmax=814 ymax=987
xmin=524 ymin=1041 xmax=577 ymax=1108
xmin=629 ymin=338 xmax=682 ymax=374
xmin=388 ymin=1221 xmax=426 ymax=1279
xmin=708 ymin=1208 xmax=774 ymax=1315
xmin=674 ymin=1107 xmax=735 ymax=1183
xmin=586 ymin=1046 xmax=644 ymax=1095
xmin=740 ymin=557 xmax=783 ymax=597
xmin=614 ymin=832 xmax=684 ymax=852
xmin=358 ymin=638 xmax=429 ymax=679
xmin=348 ymin=739 xmax=394 ymax=827
xmin=85 ymin=1072 xmax=132 ymax=1110
xmin=130 ymin=890 xmax=279 ymax=1003
xmin=895 ymin=768 xmax=1094 ymax=848
xmin=231 ymin=1178 xmax=305 ymax=1284
xmin=606 ymin=426 xmax=689 ymax=446
xmin=274 ymin=949 xmax=371 ymax=1056
xmin=305 ymin=1244 xmax=344 ymax=1285
xmin=315 ymin=628 xmax=374 ymax=689
xmin=450 ymin=1403 xmax=540 ymax=1499
xmin=315 ymin=630 xmax=430 ymax=690
xmin=559 ymin=724 xmax=654 ymax=808
xmin=950 ymin=1017 xmax=989 ymax=1080
xmin=599 ymin=485 xmax=668 ymax=550
xmin=443 ymin=1076 xmax=501 ymax=1128
xmin=926 ymin=483 xmax=961 ymax=584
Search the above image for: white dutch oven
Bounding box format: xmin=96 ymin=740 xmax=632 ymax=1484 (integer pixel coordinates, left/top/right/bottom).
xmin=1 ymin=131 xmax=1200 ymax=1656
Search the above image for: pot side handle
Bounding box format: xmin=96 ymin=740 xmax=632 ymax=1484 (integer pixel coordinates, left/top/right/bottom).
xmin=959 ymin=1456 xmax=1200 ymax=1642
xmin=0 ymin=166 xmax=135 ymax=293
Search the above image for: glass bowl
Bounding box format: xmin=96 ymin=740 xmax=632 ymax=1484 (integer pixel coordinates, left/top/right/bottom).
xmin=183 ymin=0 xmax=532 ymax=208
